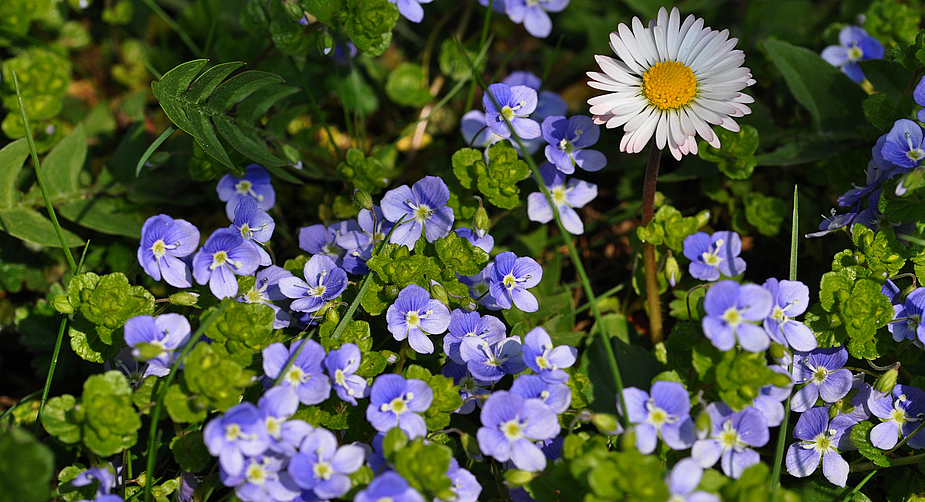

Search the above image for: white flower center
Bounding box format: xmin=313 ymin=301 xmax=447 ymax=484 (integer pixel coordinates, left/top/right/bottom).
xmin=235 ymin=180 xmax=264 ymax=202
xmin=285 ymin=366 xmax=308 ymax=385
xmin=721 ymin=307 xmax=742 ymax=327
xmin=210 ymin=250 xmax=243 ymax=271
xmin=718 ymin=420 xmax=743 ymax=450
xmin=501 ymin=418 xmax=525 ymax=440
xmin=313 ymin=461 xmax=334 ymax=481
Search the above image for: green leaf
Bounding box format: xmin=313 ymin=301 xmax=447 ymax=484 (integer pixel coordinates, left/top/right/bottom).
xmin=319 ymin=319 xmax=373 ymax=352
xmin=850 ymin=421 xmax=891 ymax=467
xmin=478 ymin=142 xmax=531 ymax=209
xmin=859 ymin=59 xmax=914 ymax=99
xmin=439 ymin=40 xmax=482 ymax=81
xmin=68 ymin=318 xmax=122 ymax=364
xmin=879 ymin=180 xmax=925 ymax=224
xmin=40 ymin=394 xmax=83 ymax=444
xmin=435 ymin=232 xmax=489 ymax=276
xmin=336 ymin=147 xmax=399 ymax=193
xmin=763 ymin=40 xmax=867 ymax=132
xmin=183 ymin=343 xmax=255 ymax=412
xmin=714 ymin=349 xmax=777 ymax=410
xmin=743 ymin=192 xmax=787 ymax=236
xmin=164 ymin=383 xmax=208 ymax=423
xmin=203 ymin=300 xmax=276 ymax=363
xmin=81 ymin=371 xmax=142 ymax=456
xmin=151 ymin=60 xmax=294 ymax=169
xmin=580 ymin=333 xmax=664 ymax=413
xmin=58 ymin=198 xmax=144 ymax=238
xmin=0 ymin=206 xmax=84 ymax=247
xmin=78 ymin=272 xmax=155 ymax=337
xmin=302 ymin=0 xmax=346 ymax=27
xmin=0 ymin=427 xmax=55 ymax=502
xmin=403 ymin=365 xmax=462 ymax=431
xmin=42 ymin=124 xmax=86 ymax=197
xmin=0 ymin=139 xmax=29 ymax=208
xmin=171 ymin=432 xmax=212 ymax=473
xmin=451 ymin=148 xmax=485 ymax=190
xmin=344 ymin=0 xmax=398 ymax=56
xmin=385 ymin=63 xmax=432 ymax=107
xmin=819 ymin=271 xmax=852 ymax=312
xmin=698 ymin=126 xmax=759 ymax=180
xmin=393 ymin=438 xmax=453 ymax=496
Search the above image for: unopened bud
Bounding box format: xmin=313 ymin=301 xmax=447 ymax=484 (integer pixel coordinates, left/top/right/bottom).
xmin=282 ymin=0 xmax=304 ymax=21
xmin=430 ymin=281 xmax=449 ymax=307
xmin=353 ymin=189 xmax=374 ymax=211
xmin=738 ymin=385 xmax=758 ymax=402
xmin=695 ymin=409 xmax=712 ymax=434
xmin=324 ymin=305 xmax=340 ymax=324
xmin=875 ymin=365 xmax=899 ymax=396
xmin=503 ymin=469 xmax=536 ymax=487
xmin=768 ymin=343 xmax=789 ymax=362
xmin=169 ymin=291 xmax=200 ymax=307
xmin=133 ymin=342 xmax=165 ymax=362
xmin=591 ymin=413 xmax=620 ymax=435
xmin=771 ymin=372 xmax=793 ymax=389
xmin=473 ymin=206 xmax=491 ymax=235
xmin=665 ymin=254 xmax=680 ymax=287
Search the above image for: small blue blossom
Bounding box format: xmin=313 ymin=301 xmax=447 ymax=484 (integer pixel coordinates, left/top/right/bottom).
xmin=665 ymin=458 xmax=720 ymax=502
xmin=262 ymin=340 xmax=332 ymax=406
xmin=288 ymin=427 xmax=365 ymax=499
xmin=806 ymin=204 xmax=860 ymax=238
xmin=72 ymin=463 xmax=118 ymax=499
xmin=258 ymin=386 xmax=310 ymax=456
xmin=299 ymin=224 xmax=342 ymax=265
xmin=477 ymin=390 xmax=560 ymax=471
xmin=821 ymin=26 xmax=884 ymax=83
xmin=882 ymin=119 xmax=925 ymax=169
xmin=192 ymin=228 xmax=260 ymax=299
xmin=381 ymin=176 xmax=455 ymax=250
xmin=889 ymin=286 xmax=925 ymax=343
xmin=355 ymin=471 xmax=425 ymax=502
xmin=278 ymin=255 xmax=348 ymax=314
xmin=837 ymin=158 xmax=894 ymax=208
xmin=437 ymin=458 xmax=481 ymax=502
xmin=231 ymin=196 xmax=275 ymax=267
xmin=337 ymin=205 xmax=392 ymax=252
xmin=504 ymin=0 xmax=569 ymax=38
xmin=459 ymin=263 xmax=504 ymax=311
xmin=785 ymin=406 xmax=850 ymax=487
xmin=443 ymin=308 xmax=506 ymax=364
xmin=323 ymin=343 xmax=370 ymax=406
xmin=527 ymin=163 xmax=598 ymax=235
xmin=868 ymin=384 xmax=925 ymax=450
xmin=123 ymin=313 xmax=191 ymax=377
xmin=389 ymin=0 xmax=432 ymax=23
xmin=483 ymin=83 xmax=541 ymax=140
xmin=691 ymin=403 xmax=769 ymax=479
xmin=619 ymin=381 xmax=696 ymax=454
xmin=216 ymin=164 xmax=276 ymax=221
xmin=203 ymin=402 xmax=271 ymax=476
xmin=239 ymin=265 xmax=293 ymax=329
xmin=220 ymin=452 xmax=301 ymax=502
xmin=509 ymin=374 xmax=571 ymax=414
xmin=791 ymin=347 xmax=853 ymax=412
xmin=762 ymin=278 xmax=816 ymax=352
xmin=442 ymin=361 xmax=491 ymax=414
xmin=915 ymin=75 xmax=925 ymax=122
xmin=541 ymin=115 xmax=606 ymax=173
xmin=489 ymin=252 xmax=543 ymax=312
xmin=682 ymin=231 xmax=746 ymax=281
xmin=460 ymin=336 xmax=527 ymax=383
xmin=502 ymin=72 xmax=568 ymax=121
xmin=521 ymin=327 xmax=576 ymax=384
xmin=460 ymin=110 xmax=542 ymax=155
xmin=751 ymin=364 xmax=793 ymax=427
xmin=702 ymin=280 xmax=774 ymax=352
xmin=138 ymin=214 xmax=200 ymax=288
xmin=386 ymin=284 xmax=452 ymax=354
xmin=455 ymin=227 xmax=494 ymax=253
xmin=366 ymin=374 xmax=433 ymax=439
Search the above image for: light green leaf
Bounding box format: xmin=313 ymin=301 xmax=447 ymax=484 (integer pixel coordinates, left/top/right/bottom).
xmin=58 ymin=197 xmax=144 ymax=238
xmin=0 ymin=427 xmax=55 ymax=502
xmin=0 ymin=206 xmax=84 ymax=247
xmin=0 ymin=139 xmax=29 ymax=208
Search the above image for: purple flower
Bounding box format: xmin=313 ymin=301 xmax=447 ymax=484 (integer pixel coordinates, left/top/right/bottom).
xmin=889 ymin=288 xmax=925 ymax=343
xmin=868 ymin=384 xmax=925 ymax=450
xmin=915 ymin=76 xmax=925 ymax=122
xmin=138 ymin=214 xmax=200 ymax=288
xmin=762 ymin=278 xmax=817 ymax=352
xmin=366 ymin=374 xmax=433 ymax=439
xmin=510 ymin=374 xmax=571 ymax=414
xmin=806 ymin=203 xmax=861 ymax=238
xmin=521 ymin=327 xmax=576 ymax=383
xmin=455 ymin=227 xmax=494 ymax=253
xmin=381 ymin=176 xmax=455 ymax=250
xmin=482 ymin=83 xmax=541 ymax=140
xmin=123 ymin=313 xmax=191 ymax=377
xmin=460 ymin=110 xmax=542 ymax=155
xmin=386 ymin=284 xmax=451 ymax=354
xmin=460 ymin=336 xmax=527 ymax=383
xmin=443 ymin=309 xmax=506 ymax=364
xmin=882 ymin=279 xmax=902 ymax=305
xmin=691 ymin=403 xmax=769 ymax=479
xmin=821 ymin=26 xmax=884 ymax=83
xmin=220 ymin=453 xmax=301 ymax=502
xmin=192 ymin=228 xmax=260 ymax=299
xmin=664 ymin=458 xmax=720 ymax=502
xmin=527 ymin=163 xmax=598 ymax=235
xmin=239 ymin=266 xmax=293 ymax=329
xmin=258 ymin=386 xmax=311 ymax=456
xmin=323 ymin=343 xmax=370 ymax=406
xmin=477 ymin=390 xmax=560 ymax=471
xmin=279 ymin=255 xmax=348 ymax=314
xmin=263 ymin=340 xmax=332 ymax=406
xmin=388 ymin=0 xmax=433 ymax=23
xmin=619 ymin=381 xmax=696 ymax=454
xmin=702 ymin=280 xmax=774 ymax=352
xmin=489 ymin=252 xmax=543 ymax=312
xmin=791 ymin=347 xmax=853 ymax=412
xmin=355 ymin=472 xmax=425 ymax=502
xmin=838 ymin=159 xmax=895 ymax=208
xmin=882 ymin=119 xmax=925 ymax=169
xmin=504 ymin=0 xmax=569 ymax=38
xmin=785 ymin=406 xmax=850 ymax=487
xmin=437 ymin=458 xmax=481 ymax=502
xmin=541 ymin=115 xmax=606 ymax=173
xmin=288 ymin=428 xmax=365 ymax=499
xmin=203 ymin=402 xmax=271 ymax=476
xmin=298 ymin=224 xmax=347 ymax=266
xmin=336 ymin=206 xmax=393 ymax=253
xmin=501 ymin=72 xmax=567 ymax=121
xmin=682 ymin=231 xmax=746 ymax=281
xmin=442 ymin=361 xmax=491 ymax=414
xmin=232 ymin=196 xmax=275 ymax=267
xmin=216 ymin=164 xmax=276 ymax=221
xmin=460 ymin=263 xmax=504 ymax=311
xmin=72 ymin=463 xmax=118 ymax=498
xmin=752 ymin=364 xmax=793 ymax=427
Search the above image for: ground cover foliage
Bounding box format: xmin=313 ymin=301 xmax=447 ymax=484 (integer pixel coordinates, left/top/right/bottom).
xmin=2 ymin=0 xmax=925 ymax=501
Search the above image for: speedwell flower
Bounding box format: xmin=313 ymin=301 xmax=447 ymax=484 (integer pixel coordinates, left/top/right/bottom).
xmin=366 ymin=374 xmax=433 ymax=439
xmin=821 ymin=26 xmax=884 ymax=83
xmin=231 ymin=196 xmax=275 ymax=267
xmin=278 ymin=255 xmax=348 ymax=314
xmin=216 ymin=164 xmax=275 ymax=221
xmin=386 ymin=284 xmax=452 ymax=354
xmin=192 ymin=228 xmax=260 ymax=299
xmin=881 ymin=119 xmax=925 ymax=169
xmin=786 ymin=406 xmax=850 ymax=487
xmin=868 ymin=384 xmax=925 ymax=450
xmin=203 ymin=402 xmax=271 ymax=476
xmin=288 ymin=427 xmax=365 ymax=500
xmin=459 ymin=336 xmax=527 ymax=383
xmin=527 ymin=162 xmax=598 ymax=235
xmin=443 ymin=308 xmax=506 ymax=364
xmin=355 ymin=471 xmax=425 ymax=502
xmin=381 ymin=176 xmax=455 ymax=250
xmin=791 ymin=347 xmax=853 ymax=413
xmin=123 ymin=313 xmax=191 ymax=377
xmin=478 ymin=390 xmax=560 ymax=471
xmin=682 ymin=230 xmax=746 ymax=281
xmin=541 ymin=115 xmax=606 ymax=173
xmin=510 ymin=373 xmax=571 ymax=414
xmin=483 ymin=83 xmax=541 ymax=140
xmin=665 ymin=458 xmax=720 ymax=502
xmin=619 ymin=381 xmax=696 ymax=454
xmin=587 ymin=7 xmax=755 ymax=160
xmin=489 ymin=251 xmax=543 ymax=312
xmin=138 ymin=214 xmax=200 ymax=288
xmin=889 ymin=287 xmax=925 ymax=343
xmin=521 ymin=327 xmax=577 ymax=384
xmin=262 ymin=340 xmax=332 ymax=406
xmin=702 ymin=280 xmax=773 ymax=352
xmin=691 ymin=403 xmax=769 ymax=479
xmin=762 ymin=278 xmax=816 ymax=352
xmin=324 ymin=343 xmax=369 ymax=406
xmin=504 ymin=0 xmax=568 ymax=39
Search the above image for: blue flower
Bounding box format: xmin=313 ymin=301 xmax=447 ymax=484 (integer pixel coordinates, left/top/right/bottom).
xmin=138 ymin=214 xmax=200 ymax=288
xmin=527 ymin=163 xmax=598 ymax=235
xmin=455 ymin=227 xmax=494 ymax=253
xmin=336 ymin=205 xmax=392 ymax=252
xmin=702 ymin=280 xmax=774 ymax=352
xmin=791 ymin=347 xmax=853 ymax=412
xmin=682 ymin=231 xmax=746 ymax=281
xmin=192 ymin=228 xmax=261 ymax=299
xmin=123 ymin=313 xmax=191 ymax=377
xmin=821 ymin=26 xmax=884 ymax=83
xmin=483 ymin=83 xmax=541 ymax=140
xmin=837 ymin=158 xmax=895 ymax=208
xmin=489 ymin=251 xmax=543 ymax=312
xmin=381 ymin=176 xmax=455 ymax=250
xmin=510 ymin=374 xmax=571 ymax=414
xmin=460 ymin=336 xmax=527 ymax=382
xmin=278 ymin=255 xmax=348 ymax=314
xmin=72 ymin=463 xmax=118 ymax=498
xmin=442 ymin=361 xmax=491 ymax=414
xmin=203 ymin=402 xmax=271 ymax=476
xmin=868 ymin=384 xmax=925 ymax=450
xmin=443 ymin=308 xmax=506 ymax=364
xmin=323 ymin=343 xmax=370 ymax=406
xmin=437 ymin=459 xmax=481 ymax=502
xmin=762 ymin=278 xmax=816 ymax=352
xmin=691 ymin=403 xmax=769 ymax=479
xmin=889 ymin=286 xmax=925 ymax=343
xmin=664 ymin=458 xmax=720 ymax=502
xmin=389 ymin=0 xmax=432 ymax=23
xmin=805 ymin=203 xmax=860 ymax=238
xmin=386 ymin=284 xmax=452 ymax=354
xmin=785 ymin=406 xmax=850 ymax=487
xmin=477 ymin=390 xmax=560 ymax=471
xmin=262 ymin=340 xmax=332 ymax=406
xmin=239 ymin=265 xmax=293 ymax=329
xmin=366 ymin=374 xmax=433 ymax=439
xmin=459 ymin=263 xmax=504 ymax=311
xmin=541 ymin=115 xmax=606 ymax=173
xmin=504 ymin=0 xmax=569 ymax=38
xmin=355 ymin=471 xmax=425 ymax=502
xmin=220 ymin=453 xmax=301 ymax=502
xmin=258 ymin=386 xmax=310 ymax=456
xmin=521 ymin=327 xmax=576 ymax=384
xmin=231 ymin=196 xmax=275 ymax=267
xmin=882 ymin=119 xmax=925 ymax=169
xmin=915 ymin=76 xmax=925 ymax=122
xmin=288 ymin=427 xmax=365 ymax=499
xmin=751 ymin=364 xmax=793 ymax=427
xmin=502 ymin=72 xmax=568 ymax=121
xmin=298 ymin=221 xmax=358 ymax=266
xmin=619 ymin=381 xmax=695 ymax=454
xmin=216 ymin=164 xmax=276 ymax=221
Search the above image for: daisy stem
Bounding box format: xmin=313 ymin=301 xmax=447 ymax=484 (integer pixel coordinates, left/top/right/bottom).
xmin=642 ymin=143 xmax=663 ymax=344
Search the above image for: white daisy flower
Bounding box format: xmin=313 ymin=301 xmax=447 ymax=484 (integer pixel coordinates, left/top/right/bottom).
xmin=586 ymin=7 xmax=756 ymax=160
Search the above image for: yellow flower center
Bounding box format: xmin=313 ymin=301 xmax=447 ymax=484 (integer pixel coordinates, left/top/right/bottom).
xmin=151 ymin=239 xmax=167 ymax=258
xmin=722 ymin=307 xmax=742 ymax=327
xmin=313 ymin=461 xmax=334 ymax=480
xmin=551 ymin=186 xmax=568 ymax=207
xmin=501 ymin=419 xmax=524 ymax=440
xmin=642 ymin=60 xmax=697 ymax=110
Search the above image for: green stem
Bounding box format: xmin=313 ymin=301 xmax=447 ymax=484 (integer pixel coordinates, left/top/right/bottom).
xmin=464 ymin=0 xmax=493 ymax=112
xmin=641 ymin=143 xmax=663 ymax=344
xmin=144 ymin=301 xmax=230 ymax=502
xmin=286 ymin=56 xmax=342 ymax=162
xmin=849 ymin=453 xmax=925 ymax=473
xmin=136 ymin=126 xmax=176 ymax=176
xmin=138 ymin=0 xmax=204 ymax=58
xmin=838 ymin=470 xmax=877 ymax=502
xmin=273 ymin=327 xmax=319 ymax=387
xmin=33 ymin=318 xmax=69 ymax=436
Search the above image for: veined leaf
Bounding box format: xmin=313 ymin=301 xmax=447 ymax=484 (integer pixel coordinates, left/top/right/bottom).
xmin=0 ymin=138 xmax=30 ymax=208
xmin=151 ymin=59 xmax=296 ymax=169
xmin=0 ymin=206 xmax=83 ymax=247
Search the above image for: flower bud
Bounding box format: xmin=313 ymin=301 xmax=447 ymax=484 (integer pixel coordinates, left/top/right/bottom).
xmin=281 ymin=0 xmax=304 ymax=21
xmin=665 ymin=254 xmax=680 ymax=287
xmin=353 ymin=189 xmax=374 ymax=211
xmin=771 ymin=372 xmax=793 ymax=389
xmin=169 ymin=291 xmax=200 ymax=307
xmin=504 ymin=469 xmax=536 ymax=487
xmin=473 ymin=206 xmax=491 ymax=236
xmin=430 ymin=281 xmax=449 ymax=307
xmin=768 ymin=343 xmax=789 ymax=362
xmin=324 ymin=305 xmax=340 ymax=324
xmin=875 ymin=364 xmax=899 ymax=396
xmin=695 ymin=409 xmax=712 ymax=434
xmin=737 ymin=385 xmax=758 ymax=402
xmin=591 ymin=413 xmax=620 ymax=435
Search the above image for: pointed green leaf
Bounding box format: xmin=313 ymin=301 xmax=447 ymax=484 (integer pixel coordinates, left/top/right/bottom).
xmin=213 ymin=116 xmax=287 ymax=166
xmin=42 ymin=124 xmax=86 ymax=197
xmin=58 ymin=197 xmax=144 ymax=238
xmin=185 ymin=62 xmax=245 ymax=103
xmin=0 ymin=206 xmax=83 ymax=247
xmin=208 ymin=71 xmax=283 ymax=111
xmin=0 ymin=138 xmax=29 ymax=208
xmin=235 ymin=84 xmax=299 ymax=124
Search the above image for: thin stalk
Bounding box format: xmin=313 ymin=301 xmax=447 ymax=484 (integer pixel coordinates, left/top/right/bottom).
xmin=849 ymin=453 xmax=925 ymax=473
xmin=287 ymin=56 xmax=342 ymax=162
xmin=144 ymin=301 xmax=230 ymax=502
xmin=136 ymin=126 xmax=176 ymax=176
xmin=273 ymin=327 xmax=319 ymax=387
xmin=138 ymin=0 xmax=204 ymax=58
xmin=838 ymin=470 xmax=877 ymax=502
xmin=464 ymin=0 xmax=494 ymax=112
xmin=770 ymin=186 xmax=799 ymax=497
xmin=641 ymin=143 xmax=663 ymax=344
xmin=33 ymin=318 xmax=69 ymax=436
